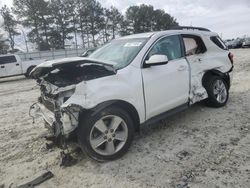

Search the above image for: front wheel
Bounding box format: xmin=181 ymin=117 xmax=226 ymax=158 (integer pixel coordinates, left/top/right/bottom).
xmin=77 ymin=106 xmax=134 ymax=161
xmin=204 ymin=76 xmax=229 ymax=107
xmin=25 ymin=66 xmax=36 ymax=78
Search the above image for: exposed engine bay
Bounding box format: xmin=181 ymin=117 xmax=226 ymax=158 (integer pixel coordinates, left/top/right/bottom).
xmin=41 ymin=63 xmax=115 ymax=87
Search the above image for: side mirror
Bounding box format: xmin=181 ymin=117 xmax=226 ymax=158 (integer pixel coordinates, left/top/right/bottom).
xmin=145 ymin=54 xmax=169 ymax=67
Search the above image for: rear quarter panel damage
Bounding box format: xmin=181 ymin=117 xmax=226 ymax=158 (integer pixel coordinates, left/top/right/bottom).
xmin=187 ymin=35 xmax=233 ymax=104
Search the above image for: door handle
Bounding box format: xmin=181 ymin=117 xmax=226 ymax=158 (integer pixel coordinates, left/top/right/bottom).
xmin=178 ymin=65 xmax=187 ymax=71
xmin=16 ymin=63 xmax=20 ymax=66
xmin=0 ymin=65 xmax=4 ymax=68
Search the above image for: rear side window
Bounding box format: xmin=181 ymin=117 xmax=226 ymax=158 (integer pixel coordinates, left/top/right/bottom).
xmin=0 ymin=56 xmax=17 ymax=64
xmin=182 ymin=35 xmax=207 ymax=56
xmin=210 ymin=36 xmax=228 ymax=50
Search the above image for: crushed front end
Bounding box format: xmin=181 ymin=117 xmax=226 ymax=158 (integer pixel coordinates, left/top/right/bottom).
xmin=29 ymin=58 xmax=116 ymax=148
xmin=30 ymin=79 xmax=80 ymax=148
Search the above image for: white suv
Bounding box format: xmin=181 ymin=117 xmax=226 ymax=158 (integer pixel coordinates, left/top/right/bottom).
xmin=30 ymin=27 xmax=234 ymax=161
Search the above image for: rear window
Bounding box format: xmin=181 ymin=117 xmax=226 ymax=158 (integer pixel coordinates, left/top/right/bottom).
xmin=210 ymin=36 xmax=228 ymax=50
xmin=0 ymin=55 xmax=17 ymax=64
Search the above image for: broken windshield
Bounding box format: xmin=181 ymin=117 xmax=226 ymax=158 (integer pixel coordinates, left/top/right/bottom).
xmin=88 ymin=38 xmax=148 ymax=69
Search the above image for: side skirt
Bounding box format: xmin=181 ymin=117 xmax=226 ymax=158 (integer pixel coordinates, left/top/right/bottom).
xmin=141 ymin=103 xmax=189 ymax=126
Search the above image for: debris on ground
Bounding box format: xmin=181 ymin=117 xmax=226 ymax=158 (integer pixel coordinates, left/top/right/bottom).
xmin=176 ymin=150 xmax=192 ymax=160
xmin=60 ymin=151 xmax=77 ymax=167
xmin=17 ymin=171 xmax=54 ymax=188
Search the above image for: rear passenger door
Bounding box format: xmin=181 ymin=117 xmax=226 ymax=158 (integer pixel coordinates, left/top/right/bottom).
xmin=181 ymin=34 xmax=208 ymax=103
xmin=182 ymin=34 xmax=207 ymax=66
xmin=4 ymin=55 xmax=22 ymax=76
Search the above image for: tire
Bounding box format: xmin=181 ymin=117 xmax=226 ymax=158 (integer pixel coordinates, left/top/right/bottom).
xmin=25 ymin=66 xmax=36 ymax=78
xmin=203 ymin=75 xmax=229 ymax=107
xmin=77 ymin=106 xmax=135 ymax=162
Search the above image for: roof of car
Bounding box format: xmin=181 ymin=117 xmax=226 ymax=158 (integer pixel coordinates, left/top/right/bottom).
xmin=117 ymin=29 xmax=218 ymax=40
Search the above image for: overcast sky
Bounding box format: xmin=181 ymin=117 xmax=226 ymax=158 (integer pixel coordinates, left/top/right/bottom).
xmin=101 ymin=0 xmax=250 ymax=39
xmin=2 ymin=0 xmax=250 ymax=39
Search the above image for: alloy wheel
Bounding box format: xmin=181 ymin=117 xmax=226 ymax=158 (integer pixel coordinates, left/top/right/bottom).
xmin=89 ymin=115 xmax=128 ymax=156
xmin=213 ymin=80 xmax=227 ymax=103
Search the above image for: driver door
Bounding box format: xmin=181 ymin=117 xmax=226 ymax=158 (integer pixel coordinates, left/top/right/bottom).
xmin=142 ymin=35 xmax=189 ymax=120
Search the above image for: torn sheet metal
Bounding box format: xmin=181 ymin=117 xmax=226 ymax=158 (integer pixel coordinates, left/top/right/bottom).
xmin=18 ymin=171 xmax=54 ymax=188
xmin=189 ymin=72 xmax=208 ymax=104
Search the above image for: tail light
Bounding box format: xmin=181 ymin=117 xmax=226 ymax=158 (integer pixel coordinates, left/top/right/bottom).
xmin=228 ymin=52 xmax=234 ymax=64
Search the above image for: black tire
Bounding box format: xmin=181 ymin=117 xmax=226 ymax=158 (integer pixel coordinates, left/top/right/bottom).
xmin=25 ymin=66 xmax=36 ymax=78
xmin=77 ymin=106 xmax=135 ymax=162
xmin=203 ymin=75 xmax=229 ymax=107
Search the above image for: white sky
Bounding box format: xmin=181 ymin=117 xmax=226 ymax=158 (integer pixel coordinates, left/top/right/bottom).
xmin=1 ymin=0 xmax=250 ymax=39
xmin=101 ymin=0 xmax=250 ymax=39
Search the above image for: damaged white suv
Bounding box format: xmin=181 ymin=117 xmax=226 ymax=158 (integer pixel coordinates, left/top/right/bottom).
xmin=30 ymin=27 xmax=234 ymax=161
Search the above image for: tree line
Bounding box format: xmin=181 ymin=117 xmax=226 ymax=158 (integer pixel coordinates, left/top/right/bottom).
xmin=0 ymin=0 xmax=178 ymax=53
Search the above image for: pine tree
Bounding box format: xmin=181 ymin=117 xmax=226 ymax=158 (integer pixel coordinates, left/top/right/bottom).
xmin=50 ymin=0 xmax=74 ymax=49
xmin=0 ymin=5 xmax=20 ymax=51
xmin=13 ymin=0 xmax=52 ymax=50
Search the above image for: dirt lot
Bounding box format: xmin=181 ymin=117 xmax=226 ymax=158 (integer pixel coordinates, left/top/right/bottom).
xmin=0 ymin=49 xmax=250 ymax=188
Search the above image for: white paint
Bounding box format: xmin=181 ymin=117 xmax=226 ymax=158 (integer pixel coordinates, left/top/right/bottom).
xmin=34 ymin=30 xmax=233 ymax=135
xmin=0 ymin=54 xmax=44 ymax=78
xmin=145 ymin=54 xmax=169 ymax=65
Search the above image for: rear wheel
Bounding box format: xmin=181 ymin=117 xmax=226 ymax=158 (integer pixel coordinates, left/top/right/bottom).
xmin=204 ymin=76 xmax=229 ymax=107
xmin=77 ymin=106 xmax=134 ymax=161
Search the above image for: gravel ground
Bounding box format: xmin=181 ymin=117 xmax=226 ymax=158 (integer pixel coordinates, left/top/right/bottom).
xmin=0 ymin=49 xmax=249 ymax=188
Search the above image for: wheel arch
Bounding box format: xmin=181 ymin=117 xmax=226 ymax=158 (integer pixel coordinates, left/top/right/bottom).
xmin=25 ymin=65 xmax=36 ymax=78
xmin=86 ymin=100 xmax=141 ymax=132
xmin=202 ymin=69 xmax=230 ymax=88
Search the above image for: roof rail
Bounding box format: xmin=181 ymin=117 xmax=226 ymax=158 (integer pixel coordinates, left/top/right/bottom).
xmin=171 ymin=26 xmax=211 ymax=32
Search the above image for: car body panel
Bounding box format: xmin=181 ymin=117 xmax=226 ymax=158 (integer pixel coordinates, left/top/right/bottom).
xmin=30 ymin=29 xmax=233 ymax=140
xmin=142 ymin=58 xmax=189 ymax=119
xmin=61 ymin=65 xmax=146 ymax=123
xmin=184 ymin=34 xmax=232 ymax=104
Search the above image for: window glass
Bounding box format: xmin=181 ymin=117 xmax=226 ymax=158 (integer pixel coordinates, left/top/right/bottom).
xmin=183 ymin=38 xmax=198 ymax=55
xmin=0 ymin=56 xmax=17 ymax=64
xmin=210 ymin=36 xmax=227 ymax=50
xmin=147 ymin=35 xmax=182 ymax=61
xmin=89 ymin=38 xmax=148 ymax=69
xmin=183 ymin=35 xmax=206 ymax=56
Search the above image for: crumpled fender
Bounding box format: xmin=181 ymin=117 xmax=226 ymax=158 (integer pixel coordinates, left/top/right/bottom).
xmin=61 ymin=65 xmax=145 ymax=123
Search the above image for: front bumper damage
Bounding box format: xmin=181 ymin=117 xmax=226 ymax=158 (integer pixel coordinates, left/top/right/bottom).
xmin=29 ymin=84 xmax=81 ymax=148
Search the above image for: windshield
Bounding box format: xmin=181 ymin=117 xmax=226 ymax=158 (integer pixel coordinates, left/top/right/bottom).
xmin=89 ymin=38 xmax=148 ymax=69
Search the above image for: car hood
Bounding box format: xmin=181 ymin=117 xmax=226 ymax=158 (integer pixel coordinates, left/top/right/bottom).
xmin=30 ymin=57 xmax=116 ymax=78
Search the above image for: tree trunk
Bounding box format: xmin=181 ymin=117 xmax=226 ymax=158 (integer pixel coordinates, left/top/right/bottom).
xmin=80 ymin=22 xmax=85 ymax=48
xmin=42 ymin=16 xmax=49 ymax=44
xmin=35 ymin=22 xmax=39 ymax=44
xmin=90 ymin=20 xmax=95 ymax=47
xmin=112 ymin=25 xmax=115 ymax=39
xmin=73 ymin=15 xmax=78 ymax=49
xmin=86 ymin=26 xmax=90 ymax=48
xmin=7 ymin=26 xmax=14 ymax=50
xmin=92 ymin=32 xmax=95 ymax=47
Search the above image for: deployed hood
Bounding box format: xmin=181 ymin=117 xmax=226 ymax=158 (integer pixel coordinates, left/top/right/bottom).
xmin=31 ymin=57 xmax=116 ymax=78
